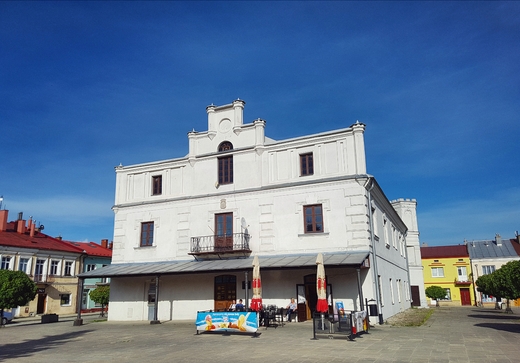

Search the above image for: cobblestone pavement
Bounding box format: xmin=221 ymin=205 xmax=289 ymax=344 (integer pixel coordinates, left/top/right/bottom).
xmin=1 ymin=307 xmax=519 ymax=363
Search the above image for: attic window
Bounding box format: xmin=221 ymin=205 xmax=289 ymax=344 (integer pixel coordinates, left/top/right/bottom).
xmin=434 ymin=259 xmax=439 ymax=262
xmin=458 ymin=259 xmax=463 ymax=262
xmin=218 ymin=141 xmax=233 ymax=185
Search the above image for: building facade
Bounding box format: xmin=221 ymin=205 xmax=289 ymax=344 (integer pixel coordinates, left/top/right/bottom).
xmin=421 ymin=245 xmax=475 ymax=306
xmin=0 ymin=209 xmax=112 ymax=317
xmin=468 ymin=234 xmax=520 ymax=307
xmin=63 ymin=239 xmax=112 ymax=312
xmin=82 ymin=100 xmax=421 ymax=323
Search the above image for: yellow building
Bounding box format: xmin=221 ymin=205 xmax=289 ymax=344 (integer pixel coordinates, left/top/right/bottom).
xmin=421 ymin=245 xmax=474 ymax=306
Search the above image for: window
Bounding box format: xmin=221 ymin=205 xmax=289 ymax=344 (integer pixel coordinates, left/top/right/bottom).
xmin=215 ymin=213 xmax=233 ymax=251
xmin=303 ymin=204 xmax=323 ymax=233
xmin=218 ymin=142 xmax=233 ymax=185
xmin=86 ymin=264 xmax=96 ymax=272
xmin=152 ymin=175 xmax=162 ymax=195
xmin=19 ymin=258 xmax=29 ymax=273
xmin=50 ymin=260 xmax=59 ymax=275
xmin=390 ymin=278 xmax=395 ymax=304
xmin=300 ymin=153 xmax=314 ymax=176
xmin=441 ymin=288 xmax=451 ymax=300
xmin=64 ymin=261 xmax=73 ymax=276
xmin=457 ymin=266 xmax=468 ymax=281
xmin=378 ymin=275 xmax=384 ymax=306
xmin=60 ymin=294 xmax=71 ymax=306
xmin=34 ymin=259 xmax=45 ymax=282
xmin=431 ymin=267 xmax=444 ymax=277
xmin=482 ymin=265 xmax=495 ymax=275
xmin=1 ymin=256 xmax=11 ymax=270
xmin=141 ymin=222 xmax=154 ymax=247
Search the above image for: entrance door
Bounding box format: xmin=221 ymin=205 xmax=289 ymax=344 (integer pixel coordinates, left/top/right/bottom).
xmin=37 ymin=294 xmax=46 ymax=314
xmin=460 ymin=288 xmax=471 ymax=306
xmin=147 ymin=281 xmax=156 ymax=321
xmin=214 ymin=275 xmax=236 ymax=311
xmin=215 ymin=213 xmax=233 ymax=251
xmin=411 ymin=286 xmax=421 ymax=307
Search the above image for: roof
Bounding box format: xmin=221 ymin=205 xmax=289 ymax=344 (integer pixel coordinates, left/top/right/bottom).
xmin=78 ymin=252 xmax=370 ymax=278
xmin=62 ymin=241 xmax=112 ymax=258
xmin=420 ymin=245 xmax=469 ymax=259
xmin=0 ymin=222 xmax=84 ymax=254
xmin=466 ymin=239 xmax=520 ymax=259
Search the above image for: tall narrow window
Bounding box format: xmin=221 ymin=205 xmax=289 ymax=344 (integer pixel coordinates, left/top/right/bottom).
xmin=218 ymin=142 xmax=233 ymax=185
xmin=215 ymin=213 xmax=233 ymax=251
xmin=50 ymin=260 xmax=59 ymax=275
xmin=1 ymin=256 xmax=11 ymax=270
xmin=64 ymin=261 xmax=73 ymax=276
xmin=19 ymin=258 xmax=29 ymax=273
xmin=303 ymin=204 xmax=323 ymax=233
xmin=35 ymin=259 xmax=45 ymax=282
xmin=300 ymin=153 xmax=314 ymax=176
xmin=141 ymin=222 xmax=154 ymax=247
xmin=152 ymin=175 xmax=162 ymax=195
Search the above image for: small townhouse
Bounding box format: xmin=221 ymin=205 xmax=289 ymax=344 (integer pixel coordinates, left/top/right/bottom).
xmin=80 ymin=99 xmax=427 ymax=324
xmin=468 ymin=233 xmax=520 ymax=307
xmin=0 ymin=209 xmax=112 ymax=317
xmin=62 ymin=239 xmax=112 ymax=312
xmin=421 ymin=245 xmax=475 ymax=306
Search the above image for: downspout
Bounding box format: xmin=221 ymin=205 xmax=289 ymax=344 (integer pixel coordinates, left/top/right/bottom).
xmin=365 ymin=177 xmax=384 ymax=324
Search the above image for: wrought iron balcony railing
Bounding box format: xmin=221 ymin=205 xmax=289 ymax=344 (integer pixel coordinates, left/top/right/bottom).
xmin=190 ymin=233 xmax=251 ymax=255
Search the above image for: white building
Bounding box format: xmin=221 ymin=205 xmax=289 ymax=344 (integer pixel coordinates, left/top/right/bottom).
xmin=82 ymin=100 xmax=422 ymax=323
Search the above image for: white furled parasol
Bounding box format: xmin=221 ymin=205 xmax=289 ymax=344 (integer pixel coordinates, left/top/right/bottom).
xmin=316 ymin=253 xmax=328 ymax=313
xmin=250 ymin=255 xmax=262 ymax=311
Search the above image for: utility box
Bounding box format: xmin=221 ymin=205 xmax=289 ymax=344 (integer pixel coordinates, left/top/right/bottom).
xmin=41 ymin=314 xmax=59 ymax=324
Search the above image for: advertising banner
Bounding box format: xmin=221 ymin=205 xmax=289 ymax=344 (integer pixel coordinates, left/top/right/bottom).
xmin=196 ymin=311 xmax=258 ymax=333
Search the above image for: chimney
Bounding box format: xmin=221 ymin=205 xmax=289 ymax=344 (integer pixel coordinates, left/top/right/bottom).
xmin=109 ymin=241 xmax=113 ymax=250
xmin=496 ymin=233 xmax=502 ymax=246
xmin=30 ymin=222 xmax=35 ymax=237
xmin=0 ymin=210 xmax=8 ymax=232
xmin=101 ymin=239 xmax=108 ymax=248
xmin=56 ymin=236 xmax=62 ymax=240
xmin=17 ymin=219 xmax=26 ymax=234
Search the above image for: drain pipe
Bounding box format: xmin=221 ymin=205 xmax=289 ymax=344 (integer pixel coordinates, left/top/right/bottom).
xmin=365 ymin=177 xmax=384 ymax=324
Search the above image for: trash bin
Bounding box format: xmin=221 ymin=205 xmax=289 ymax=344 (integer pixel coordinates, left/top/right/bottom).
xmin=367 ymin=300 xmax=378 ymax=317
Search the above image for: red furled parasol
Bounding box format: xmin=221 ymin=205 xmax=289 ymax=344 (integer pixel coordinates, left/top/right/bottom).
xmin=250 ymin=255 xmax=262 ymax=311
xmin=316 ymin=253 xmax=328 ymax=313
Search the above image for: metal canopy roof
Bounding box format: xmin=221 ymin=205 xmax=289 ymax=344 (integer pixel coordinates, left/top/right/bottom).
xmin=79 ymin=252 xmax=369 ymax=279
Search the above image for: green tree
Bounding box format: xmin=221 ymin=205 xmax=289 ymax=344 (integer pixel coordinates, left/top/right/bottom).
xmin=492 ymin=260 xmax=520 ymax=312
xmin=0 ymin=270 xmax=37 ymax=325
xmin=425 ymin=285 xmax=447 ymax=307
xmin=476 ymin=273 xmax=501 ymax=308
xmin=89 ymin=285 xmax=110 ymax=317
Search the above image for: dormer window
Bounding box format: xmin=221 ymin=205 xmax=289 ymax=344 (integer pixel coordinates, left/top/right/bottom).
xmin=218 ymin=142 xmax=233 ymax=185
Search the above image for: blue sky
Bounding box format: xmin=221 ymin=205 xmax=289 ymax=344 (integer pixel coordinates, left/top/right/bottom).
xmin=1 ymin=1 xmax=518 ymax=246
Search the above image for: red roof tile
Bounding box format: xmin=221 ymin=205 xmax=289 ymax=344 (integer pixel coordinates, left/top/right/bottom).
xmin=420 ymin=245 xmax=469 ymax=259
xmin=0 ymin=222 xmax=84 ymax=254
xmin=62 ymin=241 xmax=112 ymax=258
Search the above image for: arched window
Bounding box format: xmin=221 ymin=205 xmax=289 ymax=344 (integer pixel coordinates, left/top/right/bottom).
xmin=218 ymin=142 xmax=233 ymax=184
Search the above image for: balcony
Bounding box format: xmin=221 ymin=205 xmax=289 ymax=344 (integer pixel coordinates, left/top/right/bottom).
xmin=454 ymin=277 xmax=472 ymax=285
xmin=33 ymin=274 xmax=54 ymax=284
xmin=190 ymin=233 xmax=251 ymax=259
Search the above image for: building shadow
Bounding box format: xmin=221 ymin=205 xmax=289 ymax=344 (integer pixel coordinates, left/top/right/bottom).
xmin=0 ymin=329 xmax=92 ymax=361
xmin=474 ymin=322 xmax=520 ymax=334
xmin=468 ymin=314 xmax=519 ymax=321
